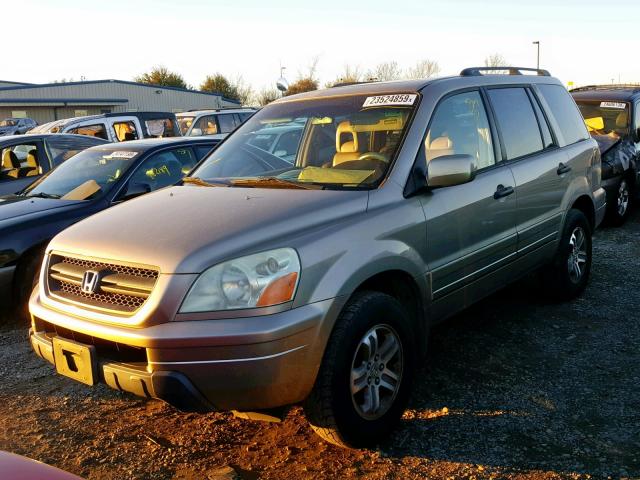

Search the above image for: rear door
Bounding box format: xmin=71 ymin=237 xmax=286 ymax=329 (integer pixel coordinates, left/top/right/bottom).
xmin=487 ymin=86 xmax=568 ymax=255
xmin=419 ymin=90 xmax=518 ymax=304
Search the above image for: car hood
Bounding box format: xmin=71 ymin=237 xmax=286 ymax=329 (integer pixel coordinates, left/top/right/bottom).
xmin=50 ymin=185 xmax=370 ymax=274
xmin=0 ymin=195 xmax=85 ymax=223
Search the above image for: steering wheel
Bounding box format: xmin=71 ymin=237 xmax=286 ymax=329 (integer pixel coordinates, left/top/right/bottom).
xmin=358 ymin=152 xmax=389 ymax=163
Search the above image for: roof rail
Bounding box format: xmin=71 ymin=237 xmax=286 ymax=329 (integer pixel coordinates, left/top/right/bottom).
xmin=460 ymin=66 xmax=551 ymax=77
xmin=183 ymin=107 xmax=256 ymax=112
xmin=569 ymin=84 xmax=640 ymax=93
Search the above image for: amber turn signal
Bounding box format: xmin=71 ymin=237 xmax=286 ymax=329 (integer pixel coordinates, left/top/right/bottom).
xmin=256 ymin=272 xmax=298 ymax=307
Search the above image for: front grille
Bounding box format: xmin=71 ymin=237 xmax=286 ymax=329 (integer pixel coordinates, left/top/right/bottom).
xmin=47 ymin=254 xmax=159 ymax=314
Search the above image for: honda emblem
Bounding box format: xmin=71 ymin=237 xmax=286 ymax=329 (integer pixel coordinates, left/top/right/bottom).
xmin=81 ymin=270 xmax=100 ymax=294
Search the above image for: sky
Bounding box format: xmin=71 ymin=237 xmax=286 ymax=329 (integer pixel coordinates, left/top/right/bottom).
xmin=4 ymin=0 xmax=640 ymax=92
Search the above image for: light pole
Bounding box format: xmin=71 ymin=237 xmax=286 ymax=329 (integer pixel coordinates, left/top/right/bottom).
xmin=532 ymin=41 xmax=540 ymax=70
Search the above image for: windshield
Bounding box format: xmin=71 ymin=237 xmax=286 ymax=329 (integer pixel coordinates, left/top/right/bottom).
xmin=23 ymin=148 xmax=142 ymax=200
xmin=576 ymin=100 xmax=630 ymax=139
xmin=190 ymin=93 xmax=417 ymax=189
xmin=0 ymin=119 xmax=17 ymax=127
xmin=178 ymin=116 xmax=195 ymax=135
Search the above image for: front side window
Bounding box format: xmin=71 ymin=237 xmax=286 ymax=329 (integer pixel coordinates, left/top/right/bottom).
xmin=0 ymin=142 xmax=40 ymax=180
xmin=67 ymin=123 xmax=109 ymax=140
xmin=45 ymin=136 xmax=106 ymax=167
xmin=488 ymin=87 xmax=543 ymax=160
xmin=23 ymin=148 xmax=142 ymax=200
xmin=112 ymin=121 xmax=139 ymax=141
xmin=191 ymin=93 xmax=417 ymax=189
xmin=128 ymin=147 xmax=197 ymax=191
xmin=424 ymin=91 xmax=495 ymax=170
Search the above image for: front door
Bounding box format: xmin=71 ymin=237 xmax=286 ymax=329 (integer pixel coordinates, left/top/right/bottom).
xmin=418 ymin=90 xmax=517 ymax=308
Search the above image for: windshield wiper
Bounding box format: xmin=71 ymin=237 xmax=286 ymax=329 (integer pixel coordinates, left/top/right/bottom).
xmin=229 ymin=177 xmax=323 ymax=190
xmin=182 ymin=176 xmax=230 ymax=187
xmin=26 ymin=192 xmax=61 ymax=199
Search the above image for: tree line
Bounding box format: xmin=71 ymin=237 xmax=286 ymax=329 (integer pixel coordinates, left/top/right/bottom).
xmin=133 ymin=54 xmax=507 ymax=106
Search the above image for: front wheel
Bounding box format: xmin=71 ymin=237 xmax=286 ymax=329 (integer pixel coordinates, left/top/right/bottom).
xmin=607 ymin=177 xmax=632 ymax=226
xmin=541 ymin=209 xmax=592 ymax=301
xmin=304 ymin=291 xmax=416 ymax=448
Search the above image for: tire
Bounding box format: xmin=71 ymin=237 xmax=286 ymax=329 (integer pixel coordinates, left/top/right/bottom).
xmin=607 ymin=177 xmax=632 ymax=226
xmin=303 ymin=291 xmax=416 ymax=448
xmin=541 ymin=209 xmax=592 ymax=301
xmin=13 ymin=250 xmax=45 ymax=323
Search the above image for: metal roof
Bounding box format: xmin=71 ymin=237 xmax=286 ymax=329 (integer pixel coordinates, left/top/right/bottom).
xmin=570 ymin=86 xmax=640 ymax=102
xmin=0 ymin=79 xmax=241 ymax=105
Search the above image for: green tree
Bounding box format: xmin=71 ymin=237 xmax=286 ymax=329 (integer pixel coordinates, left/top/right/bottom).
xmin=134 ymin=66 xmax=187 ymax=89
xmin=200 ymin=74 xmax=240 ymax=102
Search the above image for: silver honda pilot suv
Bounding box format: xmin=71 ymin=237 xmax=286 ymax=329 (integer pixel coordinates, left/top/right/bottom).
xmin=29 ymin=66 xmax=606 ymax=448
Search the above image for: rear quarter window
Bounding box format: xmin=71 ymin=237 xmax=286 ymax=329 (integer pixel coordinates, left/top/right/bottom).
xmin=537 ymin=84 xmax=589 ymax=146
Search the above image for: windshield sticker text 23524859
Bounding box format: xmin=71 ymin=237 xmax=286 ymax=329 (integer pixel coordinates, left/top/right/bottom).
xmin=363 ymin=94 xmax=417 ymax=108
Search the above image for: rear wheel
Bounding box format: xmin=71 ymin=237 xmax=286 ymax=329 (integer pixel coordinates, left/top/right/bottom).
xmin=304 ymin=291 xmax=415 ymax=448
xmin=541 ymin=209 xmax=592 ymax=301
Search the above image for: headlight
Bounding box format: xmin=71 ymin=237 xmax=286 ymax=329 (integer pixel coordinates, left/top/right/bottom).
xmin=179 ymin=248 xmax=300 ymax=313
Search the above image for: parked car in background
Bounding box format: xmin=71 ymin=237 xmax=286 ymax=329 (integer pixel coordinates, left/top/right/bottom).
xmin=247 ymin=123 xmax=304 ymax=163
xmin=0 ymin=134 xmax=108 ymax=196
xmin=571 ymin=85 xmax=640 ymax=225
xmin=177 ymin=108 xmax=256 ymax=139
xmin=0 ymin=451 xmax=82 ymax=480
xmin=0 ymin=137 xmax=219 ymax=321
xmin=29 ymin=112 xmax=181 ymax=142
xmin=0 ymin=117 xmax=37 ymax=136
xmin=28 ymin=67 xmax=605 ymax=448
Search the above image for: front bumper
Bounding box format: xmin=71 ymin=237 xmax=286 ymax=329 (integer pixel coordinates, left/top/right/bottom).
xmin=29 ymin=291 xmax=344 ymax=411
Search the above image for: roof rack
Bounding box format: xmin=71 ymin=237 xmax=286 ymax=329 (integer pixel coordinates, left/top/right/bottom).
xmin=460 ymin=66 xmax=551 ymax=77
xmin=569 ymin=84 xmax=640 ymax=93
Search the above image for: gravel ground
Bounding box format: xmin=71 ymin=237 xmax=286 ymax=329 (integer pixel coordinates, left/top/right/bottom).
xmin=1 ymin=211 xmax=639 ymax=480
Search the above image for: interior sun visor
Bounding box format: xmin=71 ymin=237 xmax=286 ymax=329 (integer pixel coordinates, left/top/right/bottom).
xmin=584 ymin=117 xmax=604 ymax=131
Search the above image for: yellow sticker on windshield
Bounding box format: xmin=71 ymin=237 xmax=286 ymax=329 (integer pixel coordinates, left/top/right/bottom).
xmin=363 ymin=94 xmax=417 ymax=108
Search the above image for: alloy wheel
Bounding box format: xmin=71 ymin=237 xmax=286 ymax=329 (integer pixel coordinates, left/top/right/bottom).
xmin=567 ymin=226 xmax=588 ymax=283
xmin=350 ymin=324 xmax=403 ymax=420
xmin=617 ymin=180 xmax=630 ymax=217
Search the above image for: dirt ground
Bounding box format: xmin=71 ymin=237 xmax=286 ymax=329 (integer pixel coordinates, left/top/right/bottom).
xmin=1 ymin=211 xmax=639 ymax=480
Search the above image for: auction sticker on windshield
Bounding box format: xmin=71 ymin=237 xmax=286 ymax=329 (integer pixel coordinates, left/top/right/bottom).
xmin=600 ymin=101 xmax=626 ymax=109
xmin=103 ymin=151 xmax=138 ymax=159
xmin=363 ymin=94 xmax=417 ymax=108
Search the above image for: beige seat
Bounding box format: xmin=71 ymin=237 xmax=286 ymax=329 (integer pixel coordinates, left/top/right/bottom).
xmin=333 ymin=121 xmax=361 ymax=166
xmin=616 ymin=111 xmax=629 ymax=129
xmin=1 ymin=150 xmax=20 ymax=178
xmin=425 ymin=136 xmax=454 ymax=162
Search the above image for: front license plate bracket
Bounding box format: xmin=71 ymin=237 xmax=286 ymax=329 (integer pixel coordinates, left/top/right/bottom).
xmin=52 ymin=336 xmax=97 ymax=386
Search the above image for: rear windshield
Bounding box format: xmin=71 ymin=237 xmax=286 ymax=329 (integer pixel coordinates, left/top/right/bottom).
xmin=575 ymin=100 xmax=629 ymax=139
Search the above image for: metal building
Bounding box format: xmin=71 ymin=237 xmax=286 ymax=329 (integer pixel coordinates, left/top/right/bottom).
xmin=0 ymin=79 xmax=240 ymax=124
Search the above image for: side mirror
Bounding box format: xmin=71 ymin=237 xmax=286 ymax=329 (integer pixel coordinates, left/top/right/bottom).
xmin=190 ymin=128 xmax=203 ymax=136
xmin=427 ymin=154 xmax=477 ymax=188
xmin=119 ymin=181 xmax=151 ymax=201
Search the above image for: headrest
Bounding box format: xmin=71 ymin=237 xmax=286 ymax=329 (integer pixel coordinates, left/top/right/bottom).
xmin=430 ymin=136 xmax=453 ymax=149
xmin=335 ymin=121 xmax=358 ymax=153
xmin=616 ymin=111 xmax=629 ymax=128
xmin=339 ymin=141 xmax=358 ymax=153
xmin=26 ymin=149 xmax=38 ymax=167
xmin=2 ymin=150 xmax=20 ymax=169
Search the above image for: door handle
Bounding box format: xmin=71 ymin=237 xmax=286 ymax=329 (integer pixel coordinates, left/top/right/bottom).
xmin=494 ymin=184 xmax=515 ymax=200
xmin=557 ymin=162 xmax=572 ymax=175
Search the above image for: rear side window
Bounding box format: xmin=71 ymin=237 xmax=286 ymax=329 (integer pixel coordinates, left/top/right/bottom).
xmin=537 ymin=84 xmax=589 ymax=145
xmin=217 ymin=114 xmax=236 ymax=134
xmin=112 ymin=121 xmax=139 ymax=142
xmin=488 ymin=88 xmax=543 ymax=160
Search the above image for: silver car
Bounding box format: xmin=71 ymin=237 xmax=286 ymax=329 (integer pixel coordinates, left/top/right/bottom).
xmin=29 ymin=67 xmax=606 ymax=448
